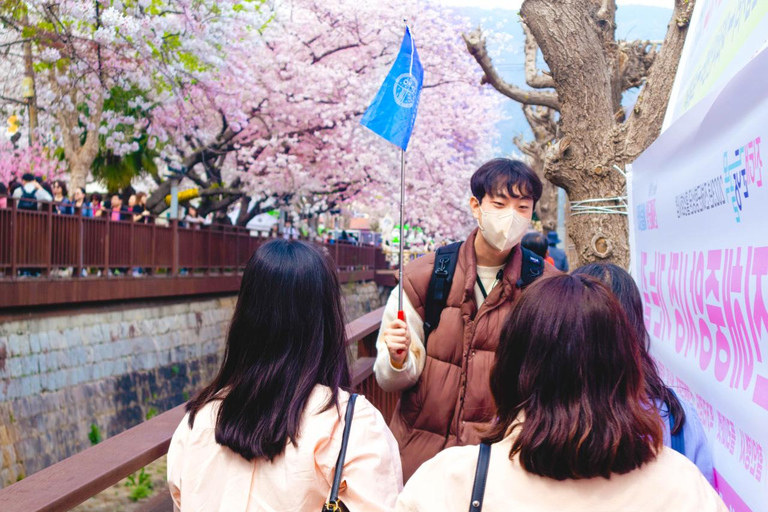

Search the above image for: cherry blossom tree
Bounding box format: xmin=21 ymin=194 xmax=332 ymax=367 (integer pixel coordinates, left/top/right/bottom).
xmin=0 ymin=0 xmax=270 ymax=188
xmin=145 ymin=0 xmax=501 ymax=238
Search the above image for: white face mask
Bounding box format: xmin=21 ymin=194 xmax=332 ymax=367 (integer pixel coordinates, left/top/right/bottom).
xmin=476 ymin=207 xmax=530 ymax=252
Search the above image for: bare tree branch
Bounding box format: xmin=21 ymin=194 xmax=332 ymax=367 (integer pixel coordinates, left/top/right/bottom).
xmin=625 ymin=0 xmax=697 ymax=155
xmin=522 ymin=23 xmax=555 ymax=89
xmin=462 ymin=28 xmax=560 ymax=110
xmin=619 ymin=39 xmax=661 ymax=92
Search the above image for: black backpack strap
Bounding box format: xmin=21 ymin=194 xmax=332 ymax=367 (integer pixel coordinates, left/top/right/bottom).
xmin=517 ymin=247 xmax=545 ymax=289
xmin=423 ymin=242 xmax=463 ymax=347
xmin=323 ymin=394 xmax=358 ymax=512
xmin=468 ymin=442 xmax=491 ymax=512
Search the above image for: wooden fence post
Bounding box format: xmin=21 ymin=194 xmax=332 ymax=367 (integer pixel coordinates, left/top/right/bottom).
xmin=46 ymin=202 xmax=53 ymax=277
xmin=76 ymin=207 xmax=84 ymax=277
xmin=10 ymin=198 xmax=17 ymax=277
xmin=104 ymin=217 xmax=110 ymax=277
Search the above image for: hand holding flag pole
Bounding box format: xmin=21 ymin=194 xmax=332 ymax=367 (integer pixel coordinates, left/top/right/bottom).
xmin=360 ymin=23 xmax=423 ymax=355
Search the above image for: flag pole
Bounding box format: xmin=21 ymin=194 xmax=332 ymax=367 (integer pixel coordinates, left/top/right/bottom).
xmin=398 ymin=147 xmax=406 ymax=322
xmin=397 ymin=19 xmax=410 ymax=328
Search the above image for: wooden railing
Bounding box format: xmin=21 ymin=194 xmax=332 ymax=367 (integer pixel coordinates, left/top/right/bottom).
xmin=0 ymin=308 xmax=395 ymax=512
xmin=0 ymin=197 xmax=383 ymax=309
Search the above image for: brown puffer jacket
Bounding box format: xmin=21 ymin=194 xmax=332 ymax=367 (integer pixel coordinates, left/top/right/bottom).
xmin=389 ymin=229 xmax=559 ymax=481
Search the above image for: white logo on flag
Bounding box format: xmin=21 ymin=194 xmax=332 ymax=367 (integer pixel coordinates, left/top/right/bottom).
xmin=393 ymin=73 xmax=418 ymax=108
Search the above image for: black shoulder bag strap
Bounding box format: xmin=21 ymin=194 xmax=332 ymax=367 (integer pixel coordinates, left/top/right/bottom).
xmin=468 ymin=442 xmax=492 ymax=511
xmin=322 ymin=393 xmax=358 ymax=512
xmin=423 ymin=242 xmax=463 ymax=347
xmin=517 ymin=247 xmax=545 ymax=289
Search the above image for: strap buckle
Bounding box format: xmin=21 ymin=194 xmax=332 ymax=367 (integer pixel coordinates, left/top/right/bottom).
xmin=435 ymin=257 xmax=451 ymax=276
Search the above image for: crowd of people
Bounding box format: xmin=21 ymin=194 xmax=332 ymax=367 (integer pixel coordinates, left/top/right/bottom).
xmin=0 ymin=175 xmax=224 ymax=232
xmin=0 ymin=173 xmax=157 ymax=222
xmin=166 ymin=159 xmax=725 ymax=512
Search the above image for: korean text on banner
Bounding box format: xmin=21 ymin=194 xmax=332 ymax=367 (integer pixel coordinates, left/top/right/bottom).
xmin=631 ymin=47 xmax=768 ymax=512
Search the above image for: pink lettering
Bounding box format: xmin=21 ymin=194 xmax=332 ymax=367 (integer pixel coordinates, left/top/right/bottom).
xmin=693 ymin=251 xmax=705 ymax=316
xmin=746 ymin=247 xmax=768 ymax=363
xmin=699 ymin=317 xmax=714 ymax=371
xmin=695 ymin=393 xmax=715 ymax=432
xmin=738 ymin=430 xmax=765 ymax=484
xmin=722 ymin=248 xmax=753 ymax=390
xmin=716 ymin=411 xmax=737 ymax=455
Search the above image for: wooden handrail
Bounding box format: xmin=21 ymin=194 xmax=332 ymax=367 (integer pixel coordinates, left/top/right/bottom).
xmin=0 ymin=307 xmax=387 ymax=512
xmin=0 ymin=196 xmax=389 ymax=309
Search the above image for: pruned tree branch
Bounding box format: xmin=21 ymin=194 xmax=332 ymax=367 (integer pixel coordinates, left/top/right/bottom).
xmin=462 ymin=28 xmax=560 ymax=110
xmin=522 ymin=23 xmax=555 ymax=89
xmin=619 ymin=39 xmax=661 ymax=92
xmin=625 ymin=0 xmax=697 ymax=155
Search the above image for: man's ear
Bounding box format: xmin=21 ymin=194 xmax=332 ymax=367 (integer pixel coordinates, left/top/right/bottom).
xmin=469 ymin=196 xmax=481 ymax=221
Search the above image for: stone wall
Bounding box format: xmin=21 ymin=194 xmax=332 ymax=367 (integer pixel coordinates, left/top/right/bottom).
xmin=0 ymin=281 xmax=386 ymax=489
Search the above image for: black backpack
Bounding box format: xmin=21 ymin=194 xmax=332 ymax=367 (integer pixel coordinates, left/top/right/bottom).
xmin=423 ymin=242 xmax=545 ymax=344
xmin=17 ymin=187 xmax=38 ymax=210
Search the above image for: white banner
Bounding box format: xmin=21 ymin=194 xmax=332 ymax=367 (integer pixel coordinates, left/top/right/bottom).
xmin=663 ymin=0 xmax=768 ymax=130
xmin=631 ymin=46 xmax=768 ymax=512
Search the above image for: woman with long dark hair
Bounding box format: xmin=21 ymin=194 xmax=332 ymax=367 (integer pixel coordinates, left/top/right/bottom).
xmin=395 ymin=275 xmax=724 ymax=511
xmin=572 ymin=263 xmax=714 ymax=485
xmin=167 ymin=240 xmax=401 ymax=511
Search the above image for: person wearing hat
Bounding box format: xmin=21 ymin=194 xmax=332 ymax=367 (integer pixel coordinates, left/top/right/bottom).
xmin=546 ymin=231 xmax=569 ymax=272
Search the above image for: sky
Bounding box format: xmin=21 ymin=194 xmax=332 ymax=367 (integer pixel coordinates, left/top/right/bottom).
xmin=436 ymin=0 xmax=674 ymax=8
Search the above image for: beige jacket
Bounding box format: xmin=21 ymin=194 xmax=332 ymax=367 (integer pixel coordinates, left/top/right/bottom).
xmin=395 ymin=432 xmax=726 ymax=512
xmin=167 ymin=386 xmax=402 ymax=512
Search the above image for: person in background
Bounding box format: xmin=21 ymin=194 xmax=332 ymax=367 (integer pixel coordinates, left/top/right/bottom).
xmin=13 ymin=173 xmax=53 ymax=210
xmin=269 ymin=223 xmax=280 ymax=238
xmin=0 ymin=183 xmax=7 ymax=208
xmin=546 ymin=231 xmax=569 ymax=272
xmin=521 ymin=231 xmax=554 ymax=266
xmin=72 ymin=187 xmax=93 ymax=218
xmin=395 ymin=275 xmax=725 ymax=512
xmin=572 ymin=263 xmax=714 ymax=485
xmin=183 ymin=205 xmax=205 ymax=229
xmin=168 ymin=240 xmax=402 ymax=511
xmin=374 ymin=158 xmax=559 ymax=481
xmin=110 ymin=194 xmax=127 ymax=221
xmin=128 ymin=194 xmax=138 ymax=221
xmin=283 ymin=220 xmax=299 ymax=240
xmin=52 ymin=180 xmax=73 ymax=214
xmin=91 ymin=193 xmax=105 ymax=218
xmin=140 ymin=192 xmax=154 ymax=223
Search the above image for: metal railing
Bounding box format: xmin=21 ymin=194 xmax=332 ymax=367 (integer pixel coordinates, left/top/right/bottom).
xmin=0 ymin=308 xmax=395 ymax=512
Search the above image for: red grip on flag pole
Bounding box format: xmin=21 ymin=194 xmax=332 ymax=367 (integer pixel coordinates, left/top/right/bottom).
xmin=396 ymin=310 xmax=406 ymax=355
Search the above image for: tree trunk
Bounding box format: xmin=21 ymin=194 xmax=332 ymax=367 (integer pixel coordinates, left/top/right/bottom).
xmin=466 ymin=0 xmax=695 ymax=268
xmin=70 ymin=159 xmax=90 ymax=191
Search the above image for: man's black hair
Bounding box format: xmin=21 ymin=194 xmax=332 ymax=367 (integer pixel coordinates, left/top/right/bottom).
xmin=521 ymin=232 xmax=549 ymax=259
xmin=22 ymin=173 xmax=35 ymax=182
xmin=470 ymin=158 xmax=543 ymax=206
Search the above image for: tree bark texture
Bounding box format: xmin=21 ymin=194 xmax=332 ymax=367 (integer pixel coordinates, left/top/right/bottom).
xmin=466 ymin=0 xmax=695 ymax=268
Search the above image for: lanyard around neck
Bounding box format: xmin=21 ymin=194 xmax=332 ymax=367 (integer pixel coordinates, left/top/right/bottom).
xmin=476 ymin=269 xmax=504 ymax=299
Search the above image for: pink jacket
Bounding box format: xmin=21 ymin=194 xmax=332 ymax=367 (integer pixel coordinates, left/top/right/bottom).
xmin=168 ymin=386 xmax=402 ymax=511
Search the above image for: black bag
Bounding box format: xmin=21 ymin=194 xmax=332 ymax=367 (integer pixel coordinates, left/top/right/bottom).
xmin=322 ymin=393 xmax=358 ymax=512
xmin=468 ymin=442 xmax=492 ymax=511
xmin=17 ymin=188 xmax=38 ymax=210
xmin=423 ymin=243 xmax=545 ymax=346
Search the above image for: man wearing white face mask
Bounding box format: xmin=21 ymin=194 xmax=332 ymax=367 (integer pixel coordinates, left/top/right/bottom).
xmin=374 ymin=158 xmax=560 ymax=481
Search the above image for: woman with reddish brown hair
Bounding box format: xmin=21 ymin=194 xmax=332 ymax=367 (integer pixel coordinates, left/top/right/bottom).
xmin=395 ymin=274 xmax=725 ymax=512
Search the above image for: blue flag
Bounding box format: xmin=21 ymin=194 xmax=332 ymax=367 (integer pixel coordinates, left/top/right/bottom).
xmin=360 ymin=27 xmax=423 ymax=151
